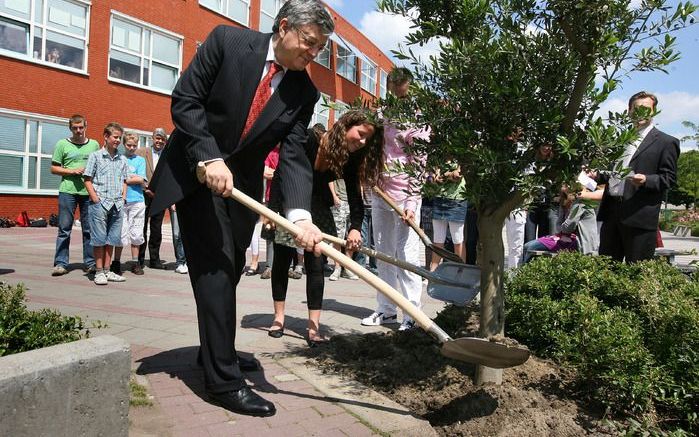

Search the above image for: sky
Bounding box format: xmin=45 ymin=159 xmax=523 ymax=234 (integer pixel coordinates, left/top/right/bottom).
xmin=326 ymin=0 xmax=699 ymax=151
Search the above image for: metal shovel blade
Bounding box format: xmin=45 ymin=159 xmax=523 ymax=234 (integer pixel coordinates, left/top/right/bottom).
xmin=427 ymin=262 xmax=481 ymax=306
xmin=441 ymin=337 xmax=530 ymax=368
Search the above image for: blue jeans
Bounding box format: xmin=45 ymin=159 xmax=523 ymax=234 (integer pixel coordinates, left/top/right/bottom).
xmin=170 ymin=208 xmax=186 ymax=266
xmin=521 ymin=240 xmax=548 ymax=264
xmin=354 ymin=207 xmax=377 ymax=270
xmin=54 ymin=192 xmax=94 ymax=268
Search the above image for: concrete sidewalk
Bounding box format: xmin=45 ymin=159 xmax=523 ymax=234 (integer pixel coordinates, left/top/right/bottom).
xmin=0 ymin=227 xmax=440 ymax=436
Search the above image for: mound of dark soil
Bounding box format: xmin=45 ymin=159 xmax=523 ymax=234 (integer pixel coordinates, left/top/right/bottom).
xmin=310 ymin=305 xmax=613 ymax=436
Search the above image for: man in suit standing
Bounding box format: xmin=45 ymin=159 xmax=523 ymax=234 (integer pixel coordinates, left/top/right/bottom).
xmin=148 ymin=0 xmax=333 ymax=417
xmin=594 ymin=91 xmax=680 ymax=262
xmin=136 ymin=128 xmax=187 ymax=273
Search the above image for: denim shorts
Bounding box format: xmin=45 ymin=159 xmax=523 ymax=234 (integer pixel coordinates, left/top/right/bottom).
xmin=432 ymin=197 xmax=468 ymax=222
xmin=89 ymin=202 xmax=123 ymax=247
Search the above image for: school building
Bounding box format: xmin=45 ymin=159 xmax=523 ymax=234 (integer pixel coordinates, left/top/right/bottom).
xmin=0 ymin=0 xmax=393 ymax=218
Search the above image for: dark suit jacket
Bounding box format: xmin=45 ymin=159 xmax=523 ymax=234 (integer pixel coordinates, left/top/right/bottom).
xmin=597 ymin=127 xmax=680 ymax=230
xmin=149 ymin=25 xmax=318 ymax=249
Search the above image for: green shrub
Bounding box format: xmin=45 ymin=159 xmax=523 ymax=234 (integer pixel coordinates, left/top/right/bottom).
xmin=0 ymin=282 xmax=91 ymax=356
xmin=506 ymin=253 xmax=699 ymax=433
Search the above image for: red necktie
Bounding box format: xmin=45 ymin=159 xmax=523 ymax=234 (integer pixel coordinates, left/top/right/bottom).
xmin=242 ymin=62 xmax=282 ymax=139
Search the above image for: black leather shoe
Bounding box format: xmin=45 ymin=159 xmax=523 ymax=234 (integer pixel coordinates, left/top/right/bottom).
xmin=148 ymin=260 xmax=166 ymax=269
xmin=237 ymin=355 xmax=261 ymax=372
xmin=207 ymin=387 xmax=276 ymax=417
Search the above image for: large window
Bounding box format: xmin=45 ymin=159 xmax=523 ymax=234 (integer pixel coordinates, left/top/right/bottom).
xmin=361 ymin=58 xmax=377 ymax=94
xmin=259 ymin=0 xmax=281 ymax=33
xmin=109 ymin=12 xmax=183 ymax=94
xmin=379 ymin=69 xmax=388 ymax=98
xmin=200 ymin=0 xmax=250 ymax=26
xmin=314 ymin=43 xmax=330 ymax=68
xmin=310 ymin=93 xmax=329 ymax=128
xmin=0 ymin=0 xmax=89 ymax=72
xmin=0 ymin=110 xmax=65 ymax=193
xmin=336 ymin=45 xmax=356 ymax=83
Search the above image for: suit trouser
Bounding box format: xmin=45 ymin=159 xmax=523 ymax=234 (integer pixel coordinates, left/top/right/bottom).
xmin=598 ymin=200 xmax=656 ymax=263
xmin=177 ymin=186 xmax=247 ymax=393
xmin=371 ymin=196 xmax=423 ymax=320
xmin=139 ymin=196 xmax=164 ymax=265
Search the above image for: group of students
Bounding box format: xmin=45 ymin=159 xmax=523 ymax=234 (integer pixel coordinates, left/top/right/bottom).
xmin=50 ymin=115 xmax=187 ymax=285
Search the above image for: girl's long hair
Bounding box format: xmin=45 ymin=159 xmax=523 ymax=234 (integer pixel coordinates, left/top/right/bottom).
xmin=321 ymin=110 xmax=383 ymax=185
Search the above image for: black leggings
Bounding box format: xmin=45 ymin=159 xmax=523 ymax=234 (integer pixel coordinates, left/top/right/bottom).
xmin=271 ymin=243 xmax=324 ymax=310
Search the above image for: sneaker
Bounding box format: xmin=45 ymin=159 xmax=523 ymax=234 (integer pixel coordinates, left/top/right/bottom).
xmin=341 ymin=269 xmax=359 ymax=280
xmin=106 ymin=271 xmax=126 ymax=282
xmin=260 ymin=267 xmax=272 ymax=279
xmin=361 ymin=312 xmax=398 ymax=326
xmin=329 ymin=268 xmax=341 ymax=281
xmin=51 ymin=265 xmax=68 ymax=276
xmin=82 ymin=264 xmax=96 ymax=274
xmin=175 ymin=264 xmax=189 ymax=274
xmin=131 ymin=264 xmax=144 ymax=275
xmin=288 ymin=267 xmax=302 ymax=280
xmin=110 ymin=261 xmax=122 ymax=274
xmin=94 ymin=271 xmax=108 ymax=285
xmin=398 ymin=319 xmax=416 ymax=331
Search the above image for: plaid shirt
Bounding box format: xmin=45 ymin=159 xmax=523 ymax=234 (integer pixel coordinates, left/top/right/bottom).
xmin=84 ymin=149 xmax=129 ymax=211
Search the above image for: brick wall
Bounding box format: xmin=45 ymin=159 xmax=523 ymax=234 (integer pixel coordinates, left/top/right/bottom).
xmin=0 ymin=1 xmax=394 ymax=213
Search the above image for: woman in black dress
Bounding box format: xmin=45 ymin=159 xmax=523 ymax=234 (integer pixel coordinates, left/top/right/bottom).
xmin=267 ymin=110 xmax=384 ymax=346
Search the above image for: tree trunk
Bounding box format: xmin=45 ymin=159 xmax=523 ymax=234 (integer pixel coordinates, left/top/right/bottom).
xmin=475 ymin=206 xmax=509 ymax=385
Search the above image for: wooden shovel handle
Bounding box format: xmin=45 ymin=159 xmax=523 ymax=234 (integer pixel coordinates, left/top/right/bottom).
xmin=196 ymin=162 xmax=451 ymax=343
xmin=372 ymin=186 xmax=431 ymax=245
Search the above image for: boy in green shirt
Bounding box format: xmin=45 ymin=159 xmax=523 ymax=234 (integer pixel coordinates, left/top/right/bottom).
xmin=50 ymin=114 xmax=100 ymax=276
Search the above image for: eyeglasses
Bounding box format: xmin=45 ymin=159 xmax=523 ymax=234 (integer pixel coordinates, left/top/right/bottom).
xmin=294 ymin=27 xmax=328 ymax=52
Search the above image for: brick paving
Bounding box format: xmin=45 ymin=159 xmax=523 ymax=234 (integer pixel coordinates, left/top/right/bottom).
xmin=2 ymin=226 xmax=695 ymax=435
xmin=0 ymin=227 xmax=442 ymax=435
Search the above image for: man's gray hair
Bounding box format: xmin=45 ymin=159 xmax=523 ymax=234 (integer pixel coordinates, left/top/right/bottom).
xmin=273 ymin=0 xmax=334 ymax=35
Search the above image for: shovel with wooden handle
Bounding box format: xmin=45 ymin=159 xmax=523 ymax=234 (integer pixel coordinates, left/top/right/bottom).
xmin=321 ymin=233 xmax=480 ymax=306
xmin=196 ymin=162 xmax=530 ymax=368
xmin=372 ymin=186 xmax=465 ymax=264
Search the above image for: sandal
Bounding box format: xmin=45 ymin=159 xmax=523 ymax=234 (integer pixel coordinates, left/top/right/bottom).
xmin=306 ymin=330 xmax=328 ymax=348
xmin=244 ymin=266 xmax=258 ymax=276
xmin=268 ymin=321 xmax=284 ymax=338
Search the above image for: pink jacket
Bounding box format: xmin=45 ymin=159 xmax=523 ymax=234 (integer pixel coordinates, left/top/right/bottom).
xmin=378 ymin=122 xmax=430 ymax=212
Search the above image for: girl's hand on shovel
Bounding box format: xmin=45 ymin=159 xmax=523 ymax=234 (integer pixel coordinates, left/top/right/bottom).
xmin=346 ymin=229 xmax=362 ymax=250
xmin=402 ymin=208 xmax=415 ymax=224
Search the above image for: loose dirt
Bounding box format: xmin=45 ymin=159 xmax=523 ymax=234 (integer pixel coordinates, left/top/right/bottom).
xmin=310 ymin=305 xmax=613 ymax=436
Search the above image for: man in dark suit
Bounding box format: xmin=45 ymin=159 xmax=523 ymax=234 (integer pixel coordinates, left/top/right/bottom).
xmin=595 ymin=91 xmax=680 ymax=262
xmin=148 ymin=0 xmax=333 ymax=417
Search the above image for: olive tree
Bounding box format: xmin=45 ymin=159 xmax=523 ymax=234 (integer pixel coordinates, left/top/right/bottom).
xmin=376 ymin=0 xmax=696 ymax=384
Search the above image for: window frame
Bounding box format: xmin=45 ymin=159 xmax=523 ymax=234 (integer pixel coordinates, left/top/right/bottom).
xmin=313 ymin=42 xmax=331 ymax=69
xmin=310 ymin=93 xmax=330 ymax=129
xmin=123 ymin=127 xmax=154 ymax=149
xmin=336 ymin=44 xmax=356 ymax=83
xmin=108 ymin=10 xmax=184 ymax=96
xmin=0 ymin=108 xmax=70 ymax=195
xmin=258 ymin=0 xmax=281 ymax=33
xmin=379 ymin=69 xmax=388 ymax=99
xmin=198 ymin=0 xmax=250 ymax=27
xmin=0 ymin=0 xmax=91 ymax=75
xmin=360 ymin=58 xmax=377 ymax=95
